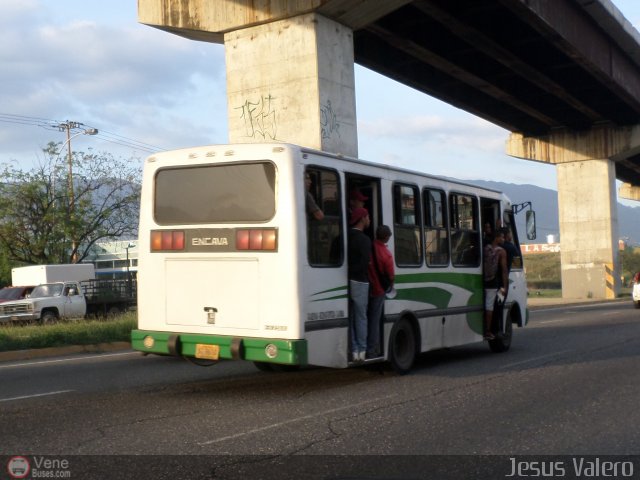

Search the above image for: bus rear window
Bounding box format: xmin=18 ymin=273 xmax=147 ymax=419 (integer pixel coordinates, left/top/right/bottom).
xmin=154 ymin=162 xmax=276 ymax=224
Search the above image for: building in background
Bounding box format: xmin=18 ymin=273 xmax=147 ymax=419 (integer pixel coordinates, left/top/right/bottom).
xmin=87 ymin=240 xmax=138 ymax=280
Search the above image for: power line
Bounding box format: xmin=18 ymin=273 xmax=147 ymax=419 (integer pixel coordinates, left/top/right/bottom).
xmin=0 ymin=112 xmax=166 ymax=154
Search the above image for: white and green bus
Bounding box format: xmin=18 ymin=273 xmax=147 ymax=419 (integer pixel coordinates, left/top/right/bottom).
xmin=132 ymin=143 xmax=535 ymax=373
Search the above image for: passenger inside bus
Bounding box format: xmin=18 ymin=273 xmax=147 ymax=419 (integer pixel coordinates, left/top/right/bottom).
xmin=305 ymin=172 xmax=324 ymax=221
xmin=349 ymin=188 xmax=367 ymax=213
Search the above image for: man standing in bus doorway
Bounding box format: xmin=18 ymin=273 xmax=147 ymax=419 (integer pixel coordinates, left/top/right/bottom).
xmin=367 ymin=225 xmax=394 ymax=359
xmin=348 ymin=207 xmax=371 ymax=362
xmin=483 ymin=230 xmax=508 ymax=340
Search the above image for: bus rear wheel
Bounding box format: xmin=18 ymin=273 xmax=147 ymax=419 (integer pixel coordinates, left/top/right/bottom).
xmin=389 ymin=317 xmax=417 ymax=375
xmin=253 ymin=361 xmax=274 ymax=372
xmin=253 ymin=362 xmax=299 ymax=372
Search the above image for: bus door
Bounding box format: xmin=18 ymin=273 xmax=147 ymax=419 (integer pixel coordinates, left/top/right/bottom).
xmin=345 ymin=174 xmax=383 ymax=360
xmin=481 ymin=198 xmax=501 ymax=243
xmin=304 ymin=166 xmax=347 ymax=368
xmin=346 ymin=175 xmax=382 ymax=235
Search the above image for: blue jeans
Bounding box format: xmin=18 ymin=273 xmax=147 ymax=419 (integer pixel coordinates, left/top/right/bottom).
xmin=349 ymin=280 xmax=369 ymax=353
xmin=367 ymin=294 xmax=385 ymax=355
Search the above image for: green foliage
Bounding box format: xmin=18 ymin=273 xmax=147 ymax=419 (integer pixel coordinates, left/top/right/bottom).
xmin=0 ymin=248 xmax=12 ymax=286
xmin=0 ymin=312 xmax=136 ymax=351
xmin=524 ymin=253 xmax=561 ymax=289
xmin=0 ymin=142 xmax=141 ymax=267
xmin=620 ymin=246 xmax=640 ymax=284
xmin=525 ymin=248 xmax=640 ymax=289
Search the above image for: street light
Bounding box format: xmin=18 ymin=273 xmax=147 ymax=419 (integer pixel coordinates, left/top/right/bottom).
xmin=124 ymin=242 xmax=136 ymax=295
xmin=56 ymin=122 xmax=99 ymax=262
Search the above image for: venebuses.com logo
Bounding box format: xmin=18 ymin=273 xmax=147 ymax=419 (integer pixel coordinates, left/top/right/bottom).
xmin=6 ymin=455 xmax=71 ymax=478
xmin=6 ymin=456 xmax=30 ymax=479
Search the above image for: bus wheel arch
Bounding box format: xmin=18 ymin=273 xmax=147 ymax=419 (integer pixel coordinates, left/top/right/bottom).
xmin=489 ymin=306 xmax=514 ymax=353
xmin=388 ymin=314 xmax=420 ymax=375
xmin=510 ymin=302 xmax=524 ymax=328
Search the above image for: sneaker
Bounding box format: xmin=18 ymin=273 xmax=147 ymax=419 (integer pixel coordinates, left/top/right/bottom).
xmin=352 ymin=352 xmax=360 ymax=362
xmin=358 ymin=351 xmax=366 ymax=361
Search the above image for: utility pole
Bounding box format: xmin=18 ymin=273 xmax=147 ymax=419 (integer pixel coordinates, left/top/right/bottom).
xmin=56 ymin=121 xmax=98 ymax=263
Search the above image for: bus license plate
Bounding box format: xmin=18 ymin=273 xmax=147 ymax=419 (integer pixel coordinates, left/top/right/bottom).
xmin=195 ymin=344 xmax=220 ymax=360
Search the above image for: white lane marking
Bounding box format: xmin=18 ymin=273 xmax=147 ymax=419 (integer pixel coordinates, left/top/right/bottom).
xmin=0 ymin=351 xmax=139 ymax=369
xmin=0 ymin=390 xmax=74 ymax=403
xmin=501 ymin=350 xmax=573 ymax=369
xmin=532 ymin=302 xmax=621 ymax=313
xmin=536 ymin=309 xmax=625 ymax=325
xmin=198 ymin=393 xmax=399 ymax=446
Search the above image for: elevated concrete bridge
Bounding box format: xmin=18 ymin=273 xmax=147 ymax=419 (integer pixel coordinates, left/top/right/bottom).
xmin=139 ymin=0 xmax=640 ymax=299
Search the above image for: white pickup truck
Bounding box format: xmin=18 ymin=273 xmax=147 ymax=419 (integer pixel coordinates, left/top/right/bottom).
xmin=0 ymin=279 xmax=136 ymax=325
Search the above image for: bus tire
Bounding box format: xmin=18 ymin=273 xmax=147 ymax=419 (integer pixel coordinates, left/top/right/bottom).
xmin=489 ymin=310 xmax=513 ymax=353
xmin=634 ymin=301 xmax=640 ymax=309
xmin=271 ymin=364 xmax=300 ymax=372
xmin=389 ymin=317 xmax=417 ymax=375
xmin=253 ymin=362 xmax=274 ymax=372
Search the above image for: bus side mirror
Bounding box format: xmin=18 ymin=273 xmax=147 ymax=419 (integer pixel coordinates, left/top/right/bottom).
xmin=526 ymin=210 xmax=537 ymax=240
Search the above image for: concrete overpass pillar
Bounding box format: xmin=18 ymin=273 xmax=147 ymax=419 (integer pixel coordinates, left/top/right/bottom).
xmin=556 ymin=159 xmax=619 ymax=299
xmin=137 ymin=1 xmax=359 ymax=157
xmin=506 ymin=127 xmax=629 ymax=299
xmin=224 ymin=14 xmax=357 ymax=156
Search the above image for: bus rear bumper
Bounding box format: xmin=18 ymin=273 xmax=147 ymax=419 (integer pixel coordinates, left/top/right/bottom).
xmin=131 ymin=329 xmax=308 ymax=366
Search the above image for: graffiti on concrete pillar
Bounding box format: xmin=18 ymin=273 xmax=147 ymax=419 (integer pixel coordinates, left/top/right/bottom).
xmin=236 ymin=94 xmax=279 ymax=140
xmin=320 ymin=100 xmax=340 ymax=140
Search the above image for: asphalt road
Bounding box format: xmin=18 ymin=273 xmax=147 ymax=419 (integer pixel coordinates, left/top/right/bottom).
xmin=1 ymin=301 xmax=639 ymax=478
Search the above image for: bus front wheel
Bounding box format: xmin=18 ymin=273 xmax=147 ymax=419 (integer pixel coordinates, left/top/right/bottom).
xmin=489 ymin=311 xmax=513 ymax=353
xmin=389 ymin=317 xmax=417 ymax=375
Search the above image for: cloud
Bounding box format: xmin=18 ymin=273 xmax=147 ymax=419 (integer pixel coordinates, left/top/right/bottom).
xmin=359 ymin=114 xmax=508 ymax=154
xmin=0 ymin=1 xmax=227 ymax=166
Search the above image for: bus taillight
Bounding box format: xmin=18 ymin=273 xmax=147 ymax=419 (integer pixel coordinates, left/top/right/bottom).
xmin=236 ymin=229 xmax=277 ymax=251
xmin=151 ymin=230 xmax=185 ymax=251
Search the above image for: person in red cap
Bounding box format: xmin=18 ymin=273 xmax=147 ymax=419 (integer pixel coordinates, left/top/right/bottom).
xmin=367 ymin=225 xmax=394 ymax=358
xmin=349 ymin=188 xmax=368 ymax=213
xmin=348 ymin=207 xmax=371 ymax=363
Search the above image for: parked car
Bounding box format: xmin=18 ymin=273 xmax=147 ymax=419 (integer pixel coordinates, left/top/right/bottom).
xmin=0 ymin=286 xmax=35 ymax=304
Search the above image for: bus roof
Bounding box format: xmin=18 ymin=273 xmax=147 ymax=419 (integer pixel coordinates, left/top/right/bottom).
xmin=146 ymin=142 xmax=510 ymax=202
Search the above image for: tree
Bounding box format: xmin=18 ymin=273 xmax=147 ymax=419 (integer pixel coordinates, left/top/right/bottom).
xmin=620 ymin=246 xmax=640 ymax=284
xmin=0 ymin=142 xmax=141 ymax=266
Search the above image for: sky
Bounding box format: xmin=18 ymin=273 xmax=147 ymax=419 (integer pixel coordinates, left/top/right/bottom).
xmin=2 ymin=0 xmax=640 ymax=201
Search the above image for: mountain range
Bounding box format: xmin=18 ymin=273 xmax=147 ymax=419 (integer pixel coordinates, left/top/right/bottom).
xmin=468 ymin=180 xmax=640 ymax=246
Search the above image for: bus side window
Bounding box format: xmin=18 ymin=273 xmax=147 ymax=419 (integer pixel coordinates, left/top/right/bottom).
xmin=393 ymin=184 xmax=422 ymax=266
xmin=424 ymin=188 xmax=449 ymax=266
xmin=306 ymin=167 xmax=343 ymax=267
xmin=450 ymin=193 xmax=480 ymax=267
